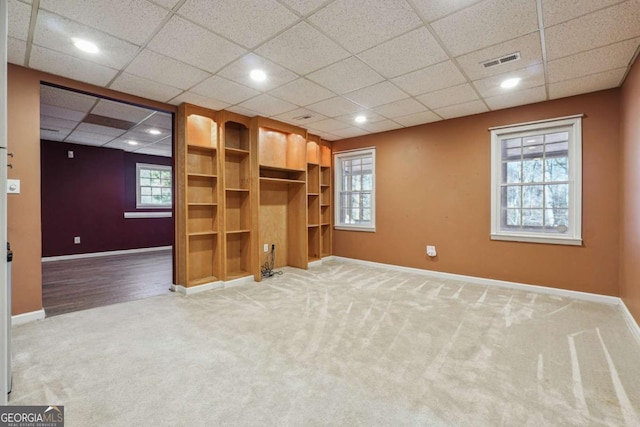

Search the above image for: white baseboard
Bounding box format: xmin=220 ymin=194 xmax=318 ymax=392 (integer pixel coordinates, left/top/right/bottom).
xmin=12 ymin=309 xmax=45 ymax=326
xmin=329 ymin=256 xmax=640 ymax=344
xmin=331 ymin=256 xmax=620 ymax=305
xmin=171 ymin=281 xmax=223 ymax=295
xmin=42 ymin=246 xmax=172 ymax=262
xmin=223 ymin=275 xmax=255 ymax=288
xmin=308 ymin=260 xmax=323 ymax=268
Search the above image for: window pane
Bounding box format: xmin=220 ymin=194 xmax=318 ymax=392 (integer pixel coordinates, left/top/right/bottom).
xmin=141 ymin=187 xmax=151 ymax=195
xmin=544 ymin=157 xmax=568 ymax=182
xmin=501 ymin=186 xmax=521 ymax=208
xmin=545 ymin=184 xmax=569 ymax=208
xmin=140 ymin=169 xmax=151 ymax=178
xmin=152 ymin=187 xmax=162 ymax=196
xmin=505 ymin=208 xmax=520 ymax=226
xmin=522 ymin=185 xmax=543 ymax=208
xmin=522 ymin=209 xmax=543 ymax=227
xmin=523 ymin=144 xmax=543 ymax=158
xmin=140 ymin=178 xmax=151 ymax=186
xmin=545 ymin=132 xmax=568 ymax=144
xmin=523 ymin=135 xmax=543 ymax=147
xmin=505 ymin=161 xmax=521 ymax=183
xmin=545 ymin=208 xmax=569 ymax=229
xmin=522 ymin=158 xmax=543 ymax=182
xmin=141 ymin=195 xmax=153 ymax=204
xmin=351 ymin=175 xmax=361 ymax=191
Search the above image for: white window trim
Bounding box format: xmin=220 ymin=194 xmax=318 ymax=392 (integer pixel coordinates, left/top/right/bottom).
xmin=136 ymin=163 xmax=172 ymax=209
xmin=334 ymin=147 xmax=376 ymax=232
xmin=490 ymin=115 xmax=583 ymax=246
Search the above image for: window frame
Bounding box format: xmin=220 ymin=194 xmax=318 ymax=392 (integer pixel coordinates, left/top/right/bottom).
xmin=136 ymin=163 xmax=173 ymax=209
xmin=334 ymin=147 xmax=376 ymax=232
xmin=490 ymin=115 xmax=583 ymax=246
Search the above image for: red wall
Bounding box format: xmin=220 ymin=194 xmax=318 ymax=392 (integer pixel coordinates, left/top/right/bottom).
xmin=41 ymin=140 xmax=173 ymax=257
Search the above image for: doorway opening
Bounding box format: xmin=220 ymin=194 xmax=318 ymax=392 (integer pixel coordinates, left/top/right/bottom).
xmin=39 ymin=83 xmax=175 ymax=316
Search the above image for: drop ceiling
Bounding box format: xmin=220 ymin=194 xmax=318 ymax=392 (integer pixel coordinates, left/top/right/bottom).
xmin=8 ymin=0 xmax=640 ymax=142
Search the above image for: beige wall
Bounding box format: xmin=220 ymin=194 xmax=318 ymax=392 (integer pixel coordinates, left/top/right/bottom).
xmin=620 ymin=56 xmax=640 ymax=324
xmin=332 ymin=90 xmax=621 ymax=297
xmin=7 ymin=64 xmax=176 ymax=315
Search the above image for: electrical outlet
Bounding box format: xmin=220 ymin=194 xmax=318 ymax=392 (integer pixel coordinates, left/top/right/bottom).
xmin=74 ymin=236 xmax=81 ymax=244
xmin=426 ymin=245 xmax=437 ymax=257
xmin=264 ymin=244 xmax=268 ymax=252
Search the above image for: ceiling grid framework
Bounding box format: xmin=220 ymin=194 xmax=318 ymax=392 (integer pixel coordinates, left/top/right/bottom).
xmin=6 ymin=0 xmax=640 ymax=144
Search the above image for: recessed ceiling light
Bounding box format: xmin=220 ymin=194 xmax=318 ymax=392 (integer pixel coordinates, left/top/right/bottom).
xmin=500 ymin=77 xmax=521 ymax=89
xmin=147 ymin=129 xmax=162 ymax=135
xmin=354 ymin=115 xmax=367 ymax=124
xmin=127 ymin=140 xmax=138 ymax=146
xmin=72 ymin=38 xmax=99 ymax=54
xmin=250 ymin=69 xmax=267 ymax=82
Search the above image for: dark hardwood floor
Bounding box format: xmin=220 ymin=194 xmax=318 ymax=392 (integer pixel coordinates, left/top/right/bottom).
xmin=42 ymin=249 xmax=173 ymax=317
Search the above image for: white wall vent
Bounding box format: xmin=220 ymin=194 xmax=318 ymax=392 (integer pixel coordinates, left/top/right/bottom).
xmin=481 ymin=52 xmax=521 ymax=68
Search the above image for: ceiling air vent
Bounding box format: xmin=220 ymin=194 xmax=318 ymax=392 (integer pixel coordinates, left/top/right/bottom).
xmin=292 ymin=114 xmax=314 ymax=121
xmin=82 ymin=114 xmax=136 ymax=131
xmin=481 ymin=51 xmax=521 ymax=69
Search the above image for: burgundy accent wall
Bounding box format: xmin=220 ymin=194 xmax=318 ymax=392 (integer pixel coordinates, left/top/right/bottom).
xmin=41 ymin=140 xmax=173 ymax=257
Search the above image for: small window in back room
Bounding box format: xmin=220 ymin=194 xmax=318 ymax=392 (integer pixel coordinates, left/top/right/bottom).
xmin=334 ymin=147 xmax=376 ymax=232
xmin=136 ymin=163 xmax=172 ymax=208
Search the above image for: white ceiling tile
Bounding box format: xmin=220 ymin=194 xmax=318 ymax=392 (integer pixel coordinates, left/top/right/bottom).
xmin=126 ymin=49 xmax=210 ymax=90
xmin=332 ymin=126 xmax=370 ymax=138
xmin=307 ymin=57 xmax=384 ymax=94
xmin=344 ymin=81 xmax=408 ymax=108
xmin=268 ymin=78 xmax=335 ymax=106
xmin=39 ymin=0 xmax=168 ymax=44
xmin=358 ymin=27 xmax=448 ymax=78
xmin=357 ymin=119 xmax=403 ymax=133
xmin=8 ymin=0 xmax=31 ymax=40
xmin=411 ymin=0 xmax=483 ymax=22
xmin=485 ymin=85 xmax=547 ymax=110
xmin=120 ymin=129 xmax=162 ymax=144
xmin=40 ymin=104 xmax=87 ymax=122
xmin=138 ymin=113 xmax=173 ymax=131
xmin=41 ymin=115 xmax=79 ymax=131
xmin=433 ymin=100 xmax=488 ymax=119
xmin=548 ymin=68 xmax=627 ymax=99
xmin=7 ymin=37 xmax=27 ymax=66
xmin=41 ymin=129 xmax=71 ymax=142
xmin=41 ymin=85 xmax=97 ymax=112
xmin=545 ymin=1 xmax=640 ymax=60
xmin=256 ymin=22 xmax=350 ymax=75
xmin=307 ymin=118 xmax=350 ymax=132
xmin=129 ymin=125 xmax=170 ymax=141
xmin=134 ymin=147 xmax=172 ymax=157
xmin=191 ymin=75 xmax=260 ymax=105
xmin=278 ymin=0 xmax=329 ymax=15
xmin=92 ymin=99 xmax=156 ymax=123
xmin=169 ymin=92 xmax=231 ymax=111
xmin=472 ymin=64 xmax=545 ymax=98
xmin=455 ymin=32 xmax=543 ymax=80
xmin=308 ymin=0 xmax=422 ymax=53
xmin=372 ymin=98 xmax=428 ymax=119
xmin=29 ymin=45 xmax=118 ymax=86
xmin=177 ymin=0 xmax=299 ymax=48
xmin=273 ymin=108 xmax=328 ymax=125
xmin=34 ymin=10 xmax=140 ymax=69
xmin=431 ymin=0 xmax=538 ymax=56
xmin=225 ymin=105 xmax=260 ymax=117
xmin=548 ymin=38 xmax=639 ymax=83
xmin=237 ymin=94 xmax=297 ymax=117
xmin=416 ymin=83 xmax=479 ymax=110
xmin=65 ymin=130 xmax=115 ymax=145
xmin=148 ymin=16 xmax=246 ymax=73
xmin=542 ymin=0 xmax=627 ymax=27
xmin=305 ymin=96 xmax=363 ymax=117
xmin=334 ymin=111 xmax=385 ymax=126
xmin=391 ymin=61 xmax=466 ymax=96
xmin=217 ymin=53 xmax=299 ymax=92
xmin=76 ymin=122 xmax=126 ymax=137
xmin=312 ymin=131 xmax=340 ymax=141
xmin=393 ymin=110 xmax=442 ymax=127
xmin=109 ymin=73 xmax=182 ymax=103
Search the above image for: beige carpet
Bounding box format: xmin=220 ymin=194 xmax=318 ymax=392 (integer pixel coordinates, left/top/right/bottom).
xmin=9 ymin=260 xmax=640 ymax=426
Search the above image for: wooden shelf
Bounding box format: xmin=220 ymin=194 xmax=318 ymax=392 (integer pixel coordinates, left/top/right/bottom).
xmin=226 ymin=229 xmax=250 ymax=234
xmin=188 ymin=173 xmax=217 ymax=178
xmin=226 ymin=188 xmax=250 ymax=192
xmin=308 ymin=224 xmax=319 ymax=228
xmin=188 ymin=231 xmax=218 ymax=236
xmin=308 ymin=193 xmax=319 ymax=196
xmin=260 ymin=164 xmax=306 ymax=173
xmin=188 ymin=202 xmax=217 ymax=206
xmin=188 ymin=276 xmax=219 ymax=287
xmin=225 ymin=147 xmax=250 ymax=156
xmin=260 ymin=177 xmax=305 ymax=184
xmin=320 ymin=204 xmax=330 ymax=207
xmin=226 ymin=270 xmax=251 ymax=280
xmin=320 ymin=184 xmax=330 ymax=188
xmin=187 ymin=143 xmax=216 ymax=151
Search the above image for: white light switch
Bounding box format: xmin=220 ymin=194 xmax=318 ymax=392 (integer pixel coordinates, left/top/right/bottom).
xmin=7 ymin=179 xmax=20 ymax=194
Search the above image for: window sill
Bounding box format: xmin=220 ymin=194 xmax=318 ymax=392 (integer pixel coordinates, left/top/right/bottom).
xmin=334 ymin=225 xmax=376 ymax=233
xmin=124 ymin=212 xmax=172 ymax=219
xmin=491 ymin=233 xmax=582 ymax=246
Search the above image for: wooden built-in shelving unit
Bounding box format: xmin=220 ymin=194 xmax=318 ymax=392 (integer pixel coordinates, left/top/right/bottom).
xmin=177 ymin=104 xmax=332 ymax=287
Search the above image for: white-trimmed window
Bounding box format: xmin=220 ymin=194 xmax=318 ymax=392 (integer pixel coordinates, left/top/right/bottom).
xmin=334 ymin=148 xmax=375 ymax=232
xmin=490 ymin=115 xmax=582 ymax=245
xmin=136 ymin=163 xmax=172 ymax=208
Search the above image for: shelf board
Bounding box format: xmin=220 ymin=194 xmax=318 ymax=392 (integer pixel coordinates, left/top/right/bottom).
xmin=188 ymin=173 xmax=217 ymax=178
xmin=226 ymin=229 xmax=250 ymax=234
xmin=260 ymin=177 xmax=305 ymax=184
xmin=226 ymin=270 xmax=251 ymax=280
xmin=225 ymin=188 xmax=250 ymax=192
xmin=308 ymin=256 xmax=320 ymax=262
xmin=321 ymin=222 xmax=331 ymax=226
xmin=260 ymin=164 xmax=306 ymax=173
xmin=308 ymin=224 xmax=319 ymax=228
xmin=225 ymin=147 xmax=250 ymax=156
xmin=188 ymin=202 xmax=218 ymax=206
xmin=320 ymin=165 xmax=330 ymax=169
xmin=307 ymin=161 xmax=320 ymax=166
xmin=188 ymin=231 xmax=218 ymax=236
xmin=188 ymin=275 xmax=219 ymax=287
xmin=320 ymin=184 xmax=330 ymax=187
xmin=320 ymin=204 xmax=330 ymax=207
xmin=187 ymin=144 xmax=216 ymax=151
xmin=308 ymin=192 xmax=319 ymax=196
